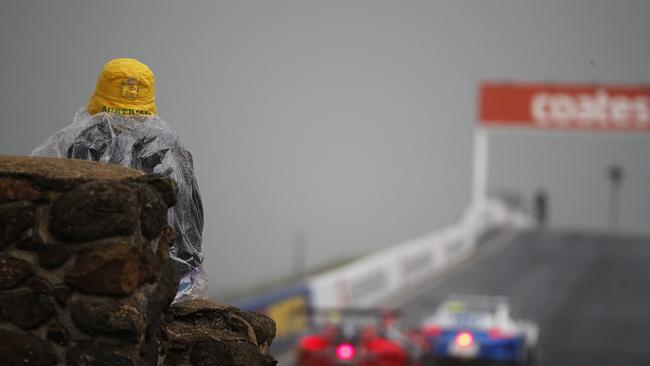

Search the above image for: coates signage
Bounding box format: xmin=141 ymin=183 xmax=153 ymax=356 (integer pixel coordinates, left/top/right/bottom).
xmin=479 ymin=82 xmax=650 ymax=131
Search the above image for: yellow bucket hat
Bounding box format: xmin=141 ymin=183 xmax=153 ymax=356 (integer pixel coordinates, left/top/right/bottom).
xmin=87 ymin=58 xmax=157 ymax=116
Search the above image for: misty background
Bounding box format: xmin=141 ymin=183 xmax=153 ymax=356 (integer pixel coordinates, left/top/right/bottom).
xmin=1 ymin=0 xmax=648 ymax=299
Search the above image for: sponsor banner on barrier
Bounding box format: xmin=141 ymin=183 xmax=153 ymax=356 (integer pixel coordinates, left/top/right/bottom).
xmin=399 ymin=248 xmax=435 ymax=286
xmin=344 ymin=267 xmax=391 ymax=307
xmin=480 ymin=82 xmax=650 ymax=131
xmin=310 ymin=261 xmax=399 ymax=309
xmin=267 ymin=295 xmax=309 ymax=340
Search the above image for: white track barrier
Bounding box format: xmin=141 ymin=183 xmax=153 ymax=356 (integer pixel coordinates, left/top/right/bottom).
xmin=307 ymin=199 xmax=532 ymax=309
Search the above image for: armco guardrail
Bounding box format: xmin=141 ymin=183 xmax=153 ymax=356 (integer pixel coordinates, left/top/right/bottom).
xmin=306 ymin=199 xmax=531 ymax=309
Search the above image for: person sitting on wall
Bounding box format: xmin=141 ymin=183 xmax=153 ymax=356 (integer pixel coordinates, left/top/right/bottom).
xmin=32 ymin=58 xmax=206 ymax=303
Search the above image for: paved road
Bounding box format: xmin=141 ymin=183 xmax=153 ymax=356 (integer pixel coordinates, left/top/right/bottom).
xmin=276 ymin=230 xmax=650 ymax=365
xmin=399 ymin=230 xmax=650 ymax=366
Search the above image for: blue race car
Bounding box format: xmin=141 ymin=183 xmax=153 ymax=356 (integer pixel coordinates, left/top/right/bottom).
xmin=419 ymin=295 xmax=538 ymax=365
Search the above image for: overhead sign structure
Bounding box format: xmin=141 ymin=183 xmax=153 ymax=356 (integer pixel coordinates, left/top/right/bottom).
xmin=472 ymin=81 xmax=650 ymax=207
xmin=480 ymin=82 xmax=650 ymax=131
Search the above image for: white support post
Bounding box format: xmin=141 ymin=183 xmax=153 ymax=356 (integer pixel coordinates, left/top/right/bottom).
xmin=471 ymin=127 xmax=489 ymax=208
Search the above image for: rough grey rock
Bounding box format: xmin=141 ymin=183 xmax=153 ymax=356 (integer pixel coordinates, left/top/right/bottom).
xmin=0 ymin=329 xmax=58 ymax=366
xmin=0 ymin=177 xmax=43 ymax=204
xmin=0 ymin=255 xmax=35 ymax=289
xmin=70 ymin=294 xmax=147 ymax=342
xmin=66 ymin=239 xmax=145 ymax=296
xmin=0 ymin=201 xmax=34 ymax=249
xmin=0 ymin=278 xmax=55 ymax=330
xmin=37 ymin=244 xmax=71 ymax=269
xmin=163 ymin=299 xmax=278 ymax=366
xmin=140 ymin=184 xmax=169 ymax=240
xmin=66 ymin=341 xmax=138 ymax=366
xmin=0 ymin=155 xmax=143 ymax=191
xmin=50 ymin=181 xmax=140 ymax=242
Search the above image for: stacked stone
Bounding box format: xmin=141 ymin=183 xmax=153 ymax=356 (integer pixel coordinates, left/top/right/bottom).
xmin=0 ymin=156 xmax=179 ymax=366
xmin=162 ymin=299 xmax=277 ymax=366
xmin=0 ymin=156 xmax=277 ymax=366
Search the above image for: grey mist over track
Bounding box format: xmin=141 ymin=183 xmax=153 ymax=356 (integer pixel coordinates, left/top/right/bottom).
xmin=1 ymin=0 xmax=649 ymax=298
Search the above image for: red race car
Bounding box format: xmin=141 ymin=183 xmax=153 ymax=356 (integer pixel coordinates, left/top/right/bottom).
xmin=296 ymin=309 xmax=427 ymax=366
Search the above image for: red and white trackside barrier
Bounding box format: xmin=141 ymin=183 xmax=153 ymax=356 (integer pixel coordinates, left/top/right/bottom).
xmin=307 ymin=199 xmax=531 ymax=309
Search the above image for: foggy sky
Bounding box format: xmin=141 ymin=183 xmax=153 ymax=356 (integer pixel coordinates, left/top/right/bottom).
xmin=1 ymin=0 xmax=649 ymax=298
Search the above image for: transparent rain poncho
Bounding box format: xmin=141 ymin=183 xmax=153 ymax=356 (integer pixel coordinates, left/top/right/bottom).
xmin=32 ymin=108 xmax=206 ymax=303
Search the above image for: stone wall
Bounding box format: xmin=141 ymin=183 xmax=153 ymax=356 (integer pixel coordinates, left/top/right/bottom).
xmin=0 ymin=156 xmax=276 ymax=366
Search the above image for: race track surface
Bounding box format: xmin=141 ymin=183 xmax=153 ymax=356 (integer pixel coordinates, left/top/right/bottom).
xmin=399 ymin=230 xmax=650 ymax=366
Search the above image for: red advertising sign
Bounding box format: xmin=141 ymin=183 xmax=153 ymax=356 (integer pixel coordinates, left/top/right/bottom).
xmin=479 ymin=82 xmax=650 ymax=131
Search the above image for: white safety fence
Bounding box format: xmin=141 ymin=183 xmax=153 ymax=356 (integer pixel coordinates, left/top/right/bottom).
xmin=307 ymin=199 xmax=532 ymax=309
